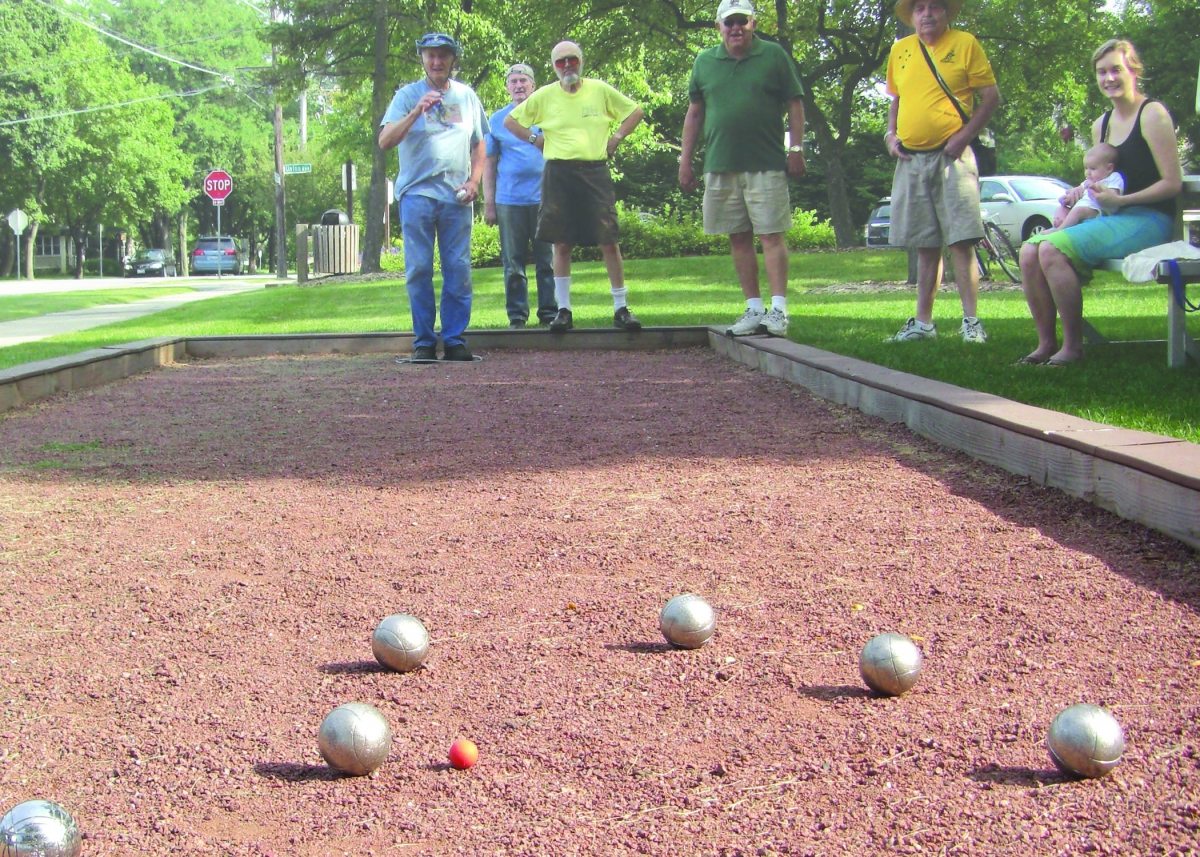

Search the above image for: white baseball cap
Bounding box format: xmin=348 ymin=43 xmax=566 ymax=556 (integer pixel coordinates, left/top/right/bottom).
xmin=716 ymin=0 xmax=755 ymax=21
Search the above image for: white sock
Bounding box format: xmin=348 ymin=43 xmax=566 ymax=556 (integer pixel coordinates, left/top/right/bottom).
xmin=747 ymin=297 xmax=765 ymax=312
xmin=555 ymin=277 xmax=571 ymax=310
xmin=771 ymin=295 xmax=788 ymax=313
xmin=611 ymin=287 xmax=627 ymax=310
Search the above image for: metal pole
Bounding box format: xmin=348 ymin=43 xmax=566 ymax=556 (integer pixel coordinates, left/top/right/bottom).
xmin=216 ymin=203 xmax=222 ymax=279
xmin=14 ymin=232 xmax=20 ymax=280
xmin=98 ymin=223 xmax=104 ymax=277
xmin=274 ymin=103 xmax=287 ymax=278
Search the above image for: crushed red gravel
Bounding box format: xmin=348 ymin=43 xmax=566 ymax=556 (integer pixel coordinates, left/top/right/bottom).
xmin=0 ymin=349 xmax=1197 ymax=856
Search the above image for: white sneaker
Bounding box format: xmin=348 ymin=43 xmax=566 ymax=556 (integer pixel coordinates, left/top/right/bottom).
xmin=960 ymin=316 xmax=988 ymax=343
xmin=761 ymin=307 xmax=789 ymax=336
xmin=889 ymin=317 xmax=937 ymax=342
xmin=726 ymin=307 xmax=766 ymax=336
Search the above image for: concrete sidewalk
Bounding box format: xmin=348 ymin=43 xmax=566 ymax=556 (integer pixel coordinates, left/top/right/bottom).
xmin=0 ymin=277 xmax=273 ymax=348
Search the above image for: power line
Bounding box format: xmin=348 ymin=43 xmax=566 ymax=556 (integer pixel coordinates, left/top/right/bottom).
xmin=30 ymin=0 xmax=234 ymax=83
xmin=0 ymin=30 xmax=252 ymax=82
xmin=0 ymin=84 xmax=229 ymax=128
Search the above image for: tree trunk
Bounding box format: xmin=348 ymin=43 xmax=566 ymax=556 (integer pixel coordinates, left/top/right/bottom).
xmin=359 ymin=0 xmax=392 ymax=275
xmin=23 ymin=223 xmax=38 ymax=279
xmin=0 ymin=230 xmax=11 ymax=278
xmin=151 ymin=210 xmax=172 ymax=254
xmin=71 ymin=226 xmax=86 ymax=278
xmin=177 ymin=210 xmax=189 ymax=276
xmin=805 ymin=100 xmax=858 ymax=248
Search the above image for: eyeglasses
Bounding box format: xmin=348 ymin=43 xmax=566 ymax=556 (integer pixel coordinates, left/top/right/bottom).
xmin=723 ymin=15 xmax=750 ymax=26
xmin=553 ymin=56 xmax=580 ymax=68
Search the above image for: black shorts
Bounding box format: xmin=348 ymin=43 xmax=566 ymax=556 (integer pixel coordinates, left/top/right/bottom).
xmin=536 ymin=160 xmax=619 ymax=246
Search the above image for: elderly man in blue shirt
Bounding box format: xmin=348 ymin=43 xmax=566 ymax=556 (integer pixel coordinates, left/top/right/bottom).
xmin=483 ymin=63 xmax=558 ymax=329
xmin=379 ymin=32 xmax=488 ymax=362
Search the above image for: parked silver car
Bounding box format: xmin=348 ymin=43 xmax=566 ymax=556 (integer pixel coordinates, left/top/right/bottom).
xmin=190 ymin=235 xmax=246 ymax=275
xmin=864 ymin=197 xmax=891 ymax=247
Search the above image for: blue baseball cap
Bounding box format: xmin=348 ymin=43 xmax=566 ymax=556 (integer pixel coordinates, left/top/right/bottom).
xmin=415 ymin=33 xmax=460 ymax=56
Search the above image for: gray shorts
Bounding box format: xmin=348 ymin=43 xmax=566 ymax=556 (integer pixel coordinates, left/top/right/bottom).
xmin=888 ymin=148 xmax=983 ymax=248
xmin=703 ymin=171 xmax=791 ymax=235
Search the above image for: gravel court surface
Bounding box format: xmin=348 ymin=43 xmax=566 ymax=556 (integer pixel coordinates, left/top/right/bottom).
xmin=0 ymin=348 xmax=1197 ymax=856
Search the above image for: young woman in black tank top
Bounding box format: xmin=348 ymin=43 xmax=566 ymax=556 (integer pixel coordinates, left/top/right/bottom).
xmin=1100 ymin=102 xmax=1177 ymax=219
xmin=1016 ymin=39 xmax=1182 ymax=366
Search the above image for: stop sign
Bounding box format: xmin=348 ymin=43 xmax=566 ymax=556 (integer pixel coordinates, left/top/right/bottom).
xmin=203 ymin=169 xmax=233 ymax=202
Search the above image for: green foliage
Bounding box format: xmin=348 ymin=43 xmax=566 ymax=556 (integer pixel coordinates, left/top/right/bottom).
xmin=376 ymin=219 xmax=502 ymax=274
xmin=470 ymin=221 xmax=502 ymax=268
xmin=1118 ymin=2 xmax=1200 ymax=170
xmin=356 ymin=201 xmax=833 ymax=274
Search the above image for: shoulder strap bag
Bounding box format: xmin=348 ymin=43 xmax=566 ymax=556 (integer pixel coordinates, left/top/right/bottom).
xmin=917 ymin=40 xmax=996 ymax=176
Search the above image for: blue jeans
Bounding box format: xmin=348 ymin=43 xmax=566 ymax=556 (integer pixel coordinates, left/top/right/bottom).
xmin=497 ymin=203 xmax=556 ymax=323
xmin=400 ymin=194 xmax=473 ymax=348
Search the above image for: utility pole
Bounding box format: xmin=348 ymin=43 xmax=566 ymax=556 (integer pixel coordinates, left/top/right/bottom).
xmin=271 ymin=3 xmax=287 ymax=279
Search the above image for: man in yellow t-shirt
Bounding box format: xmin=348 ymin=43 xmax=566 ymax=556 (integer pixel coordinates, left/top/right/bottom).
xmin=505 ymin=41 xmax=645 ymax=333
xmin=883 ymin=0 xmax=999 ymax=345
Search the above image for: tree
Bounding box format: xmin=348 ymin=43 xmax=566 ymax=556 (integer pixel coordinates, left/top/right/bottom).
xmin=83 ymin=0 xmax=275 ymax=263
xmin=1118 ymin=1 xmax=1200 ymax=167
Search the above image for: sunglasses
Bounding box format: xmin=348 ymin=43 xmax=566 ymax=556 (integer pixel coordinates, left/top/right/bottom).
xmin=723 ymin=15 xmax=750 ymax=26
xmin=553 ymin=56 xmax=581 ymax=68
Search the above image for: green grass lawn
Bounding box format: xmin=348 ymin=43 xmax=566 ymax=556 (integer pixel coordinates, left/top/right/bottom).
xmin=0 ymin=287 xmax=196 ymax=323
xmin=1 ymin=249 xmax=1197 ymax=442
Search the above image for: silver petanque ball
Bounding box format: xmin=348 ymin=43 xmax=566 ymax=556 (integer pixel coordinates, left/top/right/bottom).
xmin=859 ymin=632 xmax=923 ymax=696
xmin=1047 ymin=703 xmax=1125 ymax=779
xmin=318 ymin=702 xmax=393 ymax=776
xmin=659 ymin=593 xmax=716 ymax=649
xmin=0 ymin=799 xmax=82 ymax=857
xmin=372 ymin=613 xmax=430 ymax=673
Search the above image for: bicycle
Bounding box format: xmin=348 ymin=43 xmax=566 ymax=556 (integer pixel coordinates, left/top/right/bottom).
xmin=974 ymin=214 xmax=1020 ymax=282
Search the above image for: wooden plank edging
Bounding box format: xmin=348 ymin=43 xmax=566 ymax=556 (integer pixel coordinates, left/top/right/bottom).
xmin=710 ymin=331 xmax=1199 ymax=549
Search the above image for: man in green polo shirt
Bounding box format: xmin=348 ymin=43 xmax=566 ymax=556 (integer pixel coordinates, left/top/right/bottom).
xmin=679 ymin=0 xmax=806 ymax=338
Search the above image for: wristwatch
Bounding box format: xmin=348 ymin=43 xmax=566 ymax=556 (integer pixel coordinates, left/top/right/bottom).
xmin=787 ymin=145 xmax=803 ymax=153
xmin=528 ymin=132 xmax=540 ymax=144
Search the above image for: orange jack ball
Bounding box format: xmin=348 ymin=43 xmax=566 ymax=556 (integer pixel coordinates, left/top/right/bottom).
xmin=449 ymin=738 xmax=478 ymax=770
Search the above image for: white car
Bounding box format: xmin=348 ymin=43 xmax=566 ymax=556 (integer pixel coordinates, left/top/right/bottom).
xmin=979 ymin=175 xmax=1072 ymax=244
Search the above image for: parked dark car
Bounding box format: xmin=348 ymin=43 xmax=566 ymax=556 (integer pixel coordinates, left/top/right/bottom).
xmin=190 ymin=235 xmax=246 ymax=275
xmin=864 ymin=197 xmax=891 ymax=248
xmin=123 ymin=248 xmax=177 ymax=277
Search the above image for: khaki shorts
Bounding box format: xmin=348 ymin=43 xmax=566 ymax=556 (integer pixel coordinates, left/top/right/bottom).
xmin=888 ymin=148 xmax=983 ymax=248
xmin=703 ymin=171 xmax=792 ymax=235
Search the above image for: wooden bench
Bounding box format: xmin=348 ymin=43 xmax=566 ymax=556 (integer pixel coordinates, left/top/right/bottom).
xmin=1086 ymin=174 xmax=1200 ymax=368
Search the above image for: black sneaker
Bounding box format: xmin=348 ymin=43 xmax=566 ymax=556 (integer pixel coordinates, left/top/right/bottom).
xmin=549 ymin=308 xmax=573 ymax=332
xmin=614 ymin=306 xmax=642 ymax=331
xmin=508 ymin=319 xmax=527 ymax=329
xmin=537 ymin=310 xmax=558 ymax=326
xmin=442 ymin=343 xmax=474 ymax=362
xmin=411 ymin=345 xmax=437 ymax=362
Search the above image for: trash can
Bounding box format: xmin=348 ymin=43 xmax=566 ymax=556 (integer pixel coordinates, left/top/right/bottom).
xmin=312 ymin=210 xmax=359 ymax=274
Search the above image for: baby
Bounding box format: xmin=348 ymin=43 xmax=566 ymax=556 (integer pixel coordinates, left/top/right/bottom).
xmin=1051 ymin=142 xmax=1124 ymax=230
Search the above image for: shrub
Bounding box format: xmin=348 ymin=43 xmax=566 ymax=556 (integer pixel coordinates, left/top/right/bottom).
xmin=378 ymin=218 xmax=501 ymax=274
xmin=380 ymin=202 xmax=835 ymax=270
xmin=785 ymin=208 xmax=837 ymax=250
